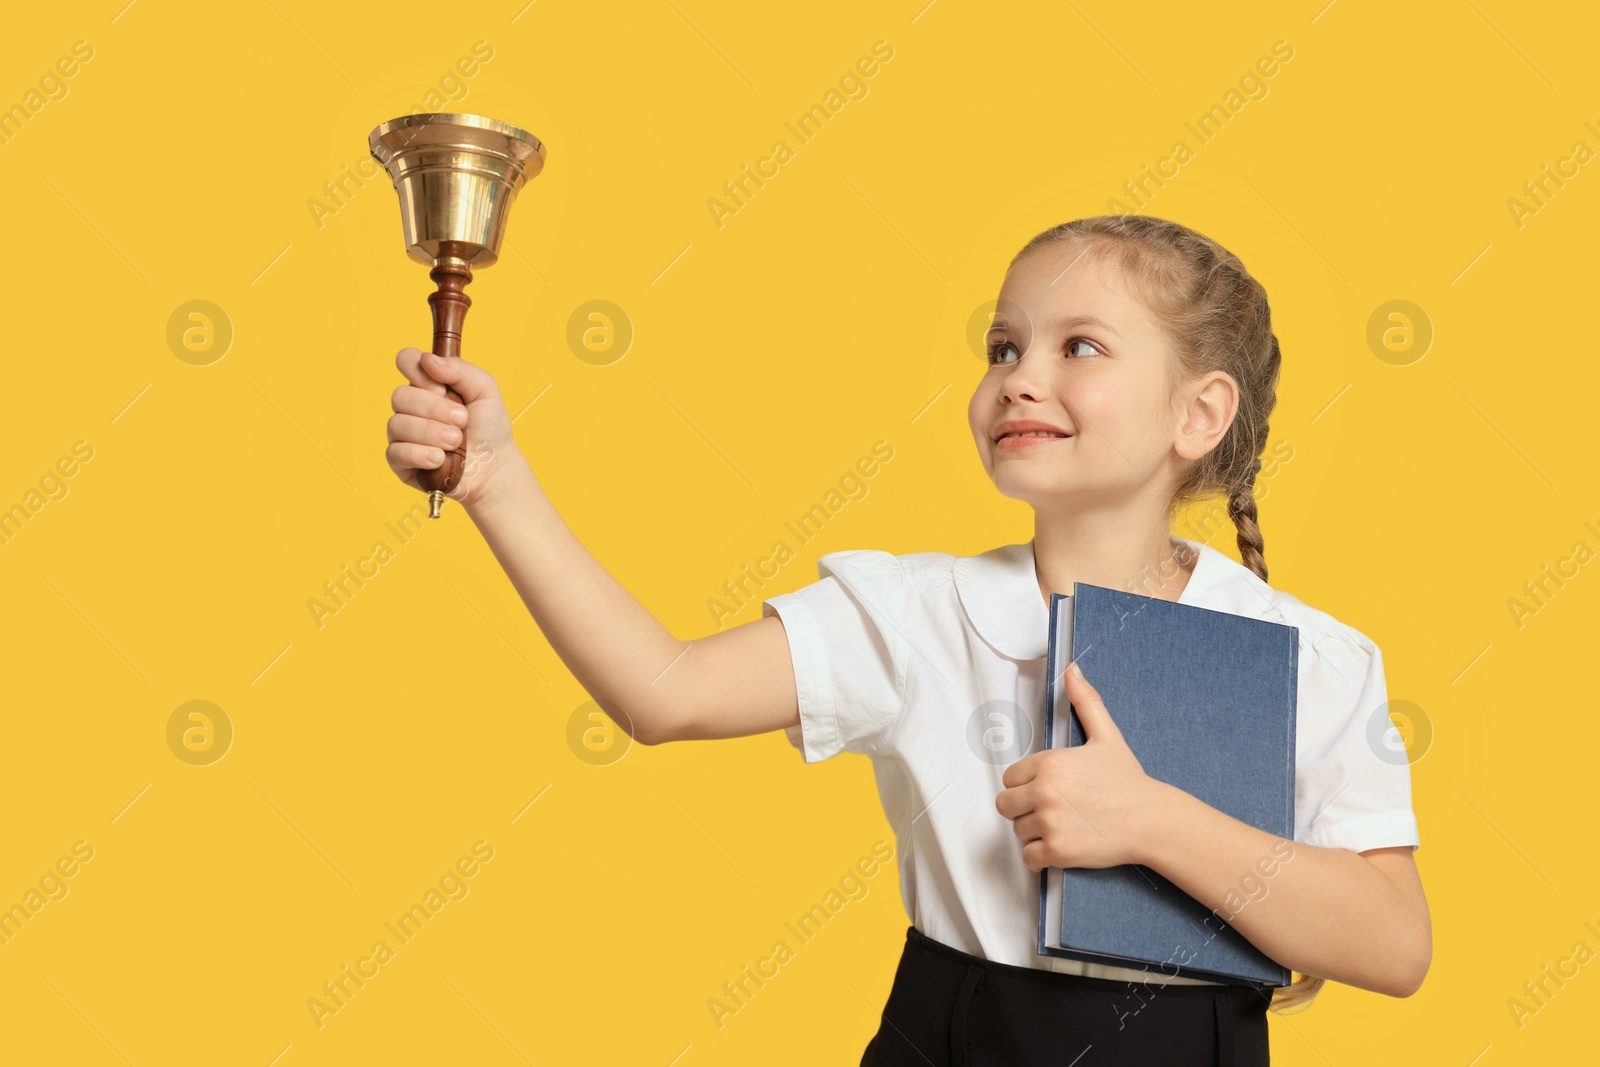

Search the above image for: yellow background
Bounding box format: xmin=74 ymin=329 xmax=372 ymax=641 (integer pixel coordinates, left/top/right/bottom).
xmin=2 ymin=0 xmax=1595 ymax=1062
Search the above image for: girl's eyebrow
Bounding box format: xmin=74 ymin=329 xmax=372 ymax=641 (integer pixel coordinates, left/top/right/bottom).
xmin=1044 ymin=314 xmax=1120 ymax=338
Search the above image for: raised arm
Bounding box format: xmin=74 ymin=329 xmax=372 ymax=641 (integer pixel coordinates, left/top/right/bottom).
xmin=386 ymin=347 xmax=799 ymax=746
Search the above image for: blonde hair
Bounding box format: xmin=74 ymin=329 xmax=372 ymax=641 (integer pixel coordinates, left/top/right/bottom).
xmin=1011 ymin=214 xmax=1321 ymax=1013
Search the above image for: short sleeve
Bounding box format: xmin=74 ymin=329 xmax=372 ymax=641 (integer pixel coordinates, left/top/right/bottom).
xmin=760 ymin=549 xmax=911 ymax=763
xmin=1295 ymin=627 xmax=1422 ymax=854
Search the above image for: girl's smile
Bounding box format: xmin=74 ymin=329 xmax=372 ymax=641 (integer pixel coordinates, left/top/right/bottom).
xmin=996 ymin=432 xmax=1073 ymax=451
xmin=994 ymin=417 xmax=1075 ymax=451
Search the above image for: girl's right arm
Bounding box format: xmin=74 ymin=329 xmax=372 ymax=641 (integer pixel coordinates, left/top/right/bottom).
xmin=385 ymin=346 xmax=801 ymax=746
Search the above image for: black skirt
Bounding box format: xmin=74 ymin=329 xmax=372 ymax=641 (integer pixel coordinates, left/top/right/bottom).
xmin=859 ymin=925 xmax=1272 ymax=1066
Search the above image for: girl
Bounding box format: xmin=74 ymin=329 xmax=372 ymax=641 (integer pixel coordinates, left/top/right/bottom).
xmin=384 ymin=214 xmax=1431 ymax=1066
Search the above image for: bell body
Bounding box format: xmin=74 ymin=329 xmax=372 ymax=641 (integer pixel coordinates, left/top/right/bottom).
xmin=369 ymin=112 xmax=547 ymax=268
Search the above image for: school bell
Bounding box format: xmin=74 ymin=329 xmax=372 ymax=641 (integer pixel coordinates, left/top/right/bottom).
xmin=368 ymin=112 xmax=548 ymax=518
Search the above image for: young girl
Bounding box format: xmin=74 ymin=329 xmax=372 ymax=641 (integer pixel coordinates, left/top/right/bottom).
xmin=384 ymin=214 xmax=1431 ymax=1066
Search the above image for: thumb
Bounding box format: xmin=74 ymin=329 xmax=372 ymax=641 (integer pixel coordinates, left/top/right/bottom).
xmin=1066 ymin=660 xmax=1123 ymax=745
xmin=422 ymin=350 xmax=499 ymax=405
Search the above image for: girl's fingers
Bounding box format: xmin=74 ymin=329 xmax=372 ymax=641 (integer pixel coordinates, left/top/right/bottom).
xmin=395 ymin=346 xmax=448 ymax=396
xmin=391 ymin=382 xmax=470 ymax=427
xmin=389 ymin=348 xmax=484 ymax=497
xmin=1011 ymin=812 xmax=1044 ymax=843
xmin=387 ymin=412 xmax=463 ymax=451
xmin=386 ymin=440 xmax=448 ymax=477
xmin=418 ymin=350 xmax=499 ymax=405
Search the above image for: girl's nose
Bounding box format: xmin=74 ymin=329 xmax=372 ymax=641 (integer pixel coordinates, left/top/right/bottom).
xmin=1001 ymin=356 xmax=1051 ymax=405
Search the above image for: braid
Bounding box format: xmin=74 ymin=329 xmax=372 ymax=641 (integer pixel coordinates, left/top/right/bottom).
xmin=1228 ymin=457 xmax=1267 ymax=582
xmin=1227 ymin=331 xmax=1280 ymax=584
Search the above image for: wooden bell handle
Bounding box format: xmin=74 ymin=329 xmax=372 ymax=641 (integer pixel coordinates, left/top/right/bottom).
xmin=417 ymin=240 xmax=475 ymax=518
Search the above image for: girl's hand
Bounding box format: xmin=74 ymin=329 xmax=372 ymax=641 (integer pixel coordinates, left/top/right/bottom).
xmin=386 ymin=347 xmax=524 ymax=512
xmin=995 ymin=660 xmax=1174 ymax=873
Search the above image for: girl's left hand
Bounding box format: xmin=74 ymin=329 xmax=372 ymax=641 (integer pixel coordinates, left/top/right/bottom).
xmin=995 ymin=660 xmax=1173 ymax=873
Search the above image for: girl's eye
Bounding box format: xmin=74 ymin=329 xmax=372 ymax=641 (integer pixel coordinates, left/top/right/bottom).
xmin=985 ymin=337 xmax=1102 ymax=365
xmin=985 ymin=339 xmax=1020 ymax=365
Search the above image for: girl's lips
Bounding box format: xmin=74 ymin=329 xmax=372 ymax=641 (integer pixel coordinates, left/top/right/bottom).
xmin=996 ymin=434 xmax=1071 ymax=451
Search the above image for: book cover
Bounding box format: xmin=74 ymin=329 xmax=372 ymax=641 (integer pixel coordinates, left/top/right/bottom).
xmin=1035 ymin=582 xmax=1299 ymax=989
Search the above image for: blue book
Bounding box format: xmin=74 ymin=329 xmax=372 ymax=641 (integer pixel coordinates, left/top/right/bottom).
xmin=1036 ymin=583 xmax=1298 ymax=989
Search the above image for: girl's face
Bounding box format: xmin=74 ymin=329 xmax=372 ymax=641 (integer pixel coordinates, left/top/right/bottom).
xmin=967 ymin=245 xmax=1189 ymax=512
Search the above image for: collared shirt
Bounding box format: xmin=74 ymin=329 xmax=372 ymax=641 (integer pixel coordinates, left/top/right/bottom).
xmin=761 ymin=537 xmax=1421 ymax=985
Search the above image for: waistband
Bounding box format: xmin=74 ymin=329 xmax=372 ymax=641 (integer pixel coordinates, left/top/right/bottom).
xmin=905 ymin=924 xmax=1266 ymax=999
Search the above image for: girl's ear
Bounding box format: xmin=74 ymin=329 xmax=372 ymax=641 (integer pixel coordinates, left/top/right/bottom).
xmin=1173 ymin=371 xmax=1238 ymax=461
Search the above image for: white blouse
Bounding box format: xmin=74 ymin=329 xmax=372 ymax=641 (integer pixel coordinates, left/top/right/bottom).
xmin=761 ymin=536 xmax=1421 ymax=987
